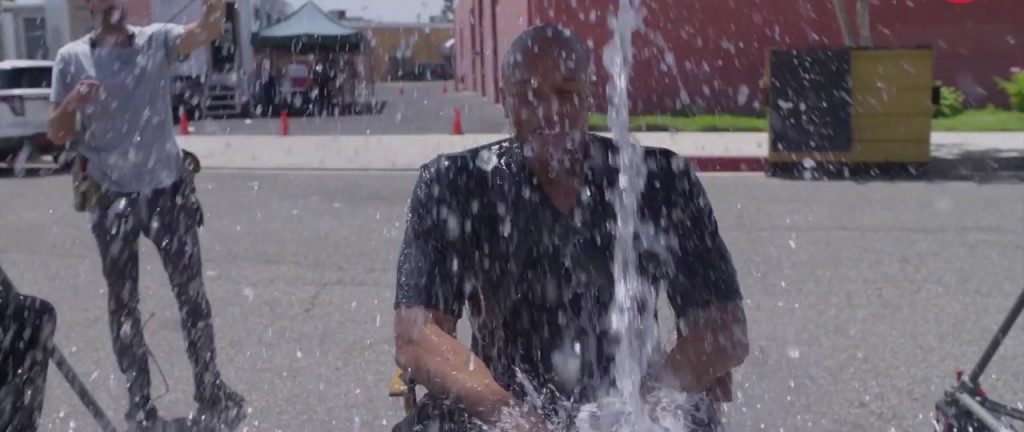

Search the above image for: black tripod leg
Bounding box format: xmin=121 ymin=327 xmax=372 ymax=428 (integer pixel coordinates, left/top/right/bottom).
xmin=50 ymin=346 xmax=119 ymax=432
xmin=968 ymin=286 xmax=1024 ymax=385
xmin=2 ymin=265 xmax=118 ymax=431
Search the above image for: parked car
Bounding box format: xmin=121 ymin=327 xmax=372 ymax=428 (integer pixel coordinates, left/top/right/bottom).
xmin=0 ymin=60 xmax=64 ymax=167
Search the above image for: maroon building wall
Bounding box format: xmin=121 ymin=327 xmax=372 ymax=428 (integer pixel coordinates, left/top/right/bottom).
xmin=453 ymin=0 xmax=530 ymax=105
xmin=456 ymin=0 xmax=1024 ymax=114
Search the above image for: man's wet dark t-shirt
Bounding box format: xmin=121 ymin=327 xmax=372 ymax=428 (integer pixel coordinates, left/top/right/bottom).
xmin=394 ymin=134 xmax=742 ymax=422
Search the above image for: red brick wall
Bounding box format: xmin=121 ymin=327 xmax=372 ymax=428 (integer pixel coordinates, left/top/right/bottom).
xmin=453 ymin=0 xmax=531 ymax=104
xmin=866 ymin=0 xmax=1022 ymax=108
xmin=456 ymin=0 xmax=1024 ymax=114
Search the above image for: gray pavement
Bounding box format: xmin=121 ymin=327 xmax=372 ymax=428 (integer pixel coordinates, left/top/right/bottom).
xmin=1 ymin=172 xmax=1023 ymax=431
xmin=186 ymin=82 xmax=510 ymax=136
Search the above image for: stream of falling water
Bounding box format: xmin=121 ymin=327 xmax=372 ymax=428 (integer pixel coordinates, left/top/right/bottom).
xmin=575 ymin=0 xmax=667 ymax=431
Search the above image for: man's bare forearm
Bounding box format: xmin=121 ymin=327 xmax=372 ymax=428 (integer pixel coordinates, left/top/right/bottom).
xmin=176 ymin=0 xmax=225 ymax=56
xmin=395 ymin=310 xmax=515 ymax=423
xmin=198 ymin=0 xmax=225 ymax=36
xmin=47 ymin=102 xmax=78 ymax=145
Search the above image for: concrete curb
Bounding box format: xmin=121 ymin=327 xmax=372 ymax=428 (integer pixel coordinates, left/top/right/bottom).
xmin=687 ymin=157 xmax=768 ymax=172
xmin=176 ymin=133 xmax=769 ymax=172
xmin=175 ymin=132 xmax=1024 ymax=173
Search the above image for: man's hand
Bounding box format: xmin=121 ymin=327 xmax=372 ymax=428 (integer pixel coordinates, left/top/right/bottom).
xmin=175 ymin=0 xmax=225 ymax=56
xmin=62 ymin=80 xmax=99 ymax=112
xmin=48 ymin=79 xmax=99 ymax=145
xmin=395 ymin=306 xmax=529 ymax=426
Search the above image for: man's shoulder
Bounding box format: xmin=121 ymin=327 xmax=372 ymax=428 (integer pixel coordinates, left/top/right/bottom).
xmin=417 ymin=136 xmax=518 ymax=183
xmin=131 ymin=24 xmax=167 ymax=42
xmin=133 ymin=23 xmax=182 ymax=45
xmin=55 ymin=37 xmax=90 ymax=60
xmin=642 ymin=145 xmax=691 ymax=175
xmin=134 ymin=23 xmax=172 ymax=35
xmin=632 ymin=142 xmax=704 ymax=202
xmin=587 ymin=133 xmax=693 ymax=177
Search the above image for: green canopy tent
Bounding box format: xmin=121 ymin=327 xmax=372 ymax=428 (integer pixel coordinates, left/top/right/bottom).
xmin=251 ymin=1 xmax=365 ymax=53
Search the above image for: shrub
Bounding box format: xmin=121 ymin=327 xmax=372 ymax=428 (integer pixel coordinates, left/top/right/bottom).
xmin=994 ymin=67 xmax=1024 ymax=112
xmin=934 ymin=83 xmax=965 ymax=118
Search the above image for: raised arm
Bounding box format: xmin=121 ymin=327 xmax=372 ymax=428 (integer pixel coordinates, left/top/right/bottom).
xmin=47 ymin=52 xmax=94 ymax=146
xmin=174 ymin=0 xmax=226 ymax=57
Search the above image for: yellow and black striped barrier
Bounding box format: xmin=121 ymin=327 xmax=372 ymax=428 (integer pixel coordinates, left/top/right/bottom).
xmin=765 ymin=46 xmax=937 ymax=174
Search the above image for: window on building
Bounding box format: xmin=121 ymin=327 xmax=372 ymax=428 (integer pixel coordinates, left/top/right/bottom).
xmin=22 ymin=16 xmax=49 ymax=60
xmin=0 ymin=67 xmax=52 ymax=89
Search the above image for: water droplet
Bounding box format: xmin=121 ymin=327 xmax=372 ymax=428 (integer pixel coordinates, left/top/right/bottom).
xmin=787 ymin=346 xmax=800 ymax=359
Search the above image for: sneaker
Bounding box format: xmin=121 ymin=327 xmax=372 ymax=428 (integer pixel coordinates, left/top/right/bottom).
xmin=191 ymin=386 xmax=247 ymax=431
xmin=126 ymin=417 xmax=168 ymax=432
xmin=125 ymin=403 xmax=162 ymax=432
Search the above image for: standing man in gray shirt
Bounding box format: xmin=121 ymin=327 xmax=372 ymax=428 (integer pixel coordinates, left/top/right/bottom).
xmin=46 ymin=0 xmax=245 ymax=430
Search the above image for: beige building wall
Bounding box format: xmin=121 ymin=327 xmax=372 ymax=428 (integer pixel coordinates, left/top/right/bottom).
xmin=356 ymin=24 xmax=453 ymax=82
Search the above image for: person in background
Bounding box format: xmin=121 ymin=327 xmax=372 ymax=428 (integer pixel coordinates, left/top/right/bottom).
xmin=257 ymin=55 xmax=277 ymax=116
xmin=392 ymin=23 xmax=749 ymax=432
xmin=46 ymin=0 xmax=246 ymax=429
xmin=312 ymin=52 xmax=337 ymax=116
xmin=340 ymin=55 xmax=358 ymax=114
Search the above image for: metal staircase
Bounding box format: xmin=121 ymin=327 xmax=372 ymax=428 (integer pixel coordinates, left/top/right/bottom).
xmin=203 ymin=82 xmax=244 ymax=118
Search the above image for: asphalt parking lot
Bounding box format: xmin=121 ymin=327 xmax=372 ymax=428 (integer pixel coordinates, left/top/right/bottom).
xmin=0 ymin=171 xmax=1022 ymax=431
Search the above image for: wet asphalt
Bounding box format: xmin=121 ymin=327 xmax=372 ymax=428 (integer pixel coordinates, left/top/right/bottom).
xmin=1 ymin=171 xmax=1022 ymax=431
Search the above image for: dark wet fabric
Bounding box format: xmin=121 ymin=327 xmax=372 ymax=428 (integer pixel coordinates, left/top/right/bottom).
xmin=0 ymin=267 xmax=55 ymax=432
xmin=392 ymin=393 xmax=479 ymax=432
xmin=89 ymin=176 xmax=223 ymax=422
xmin=394 ymin=133 xmax=742 ymax=424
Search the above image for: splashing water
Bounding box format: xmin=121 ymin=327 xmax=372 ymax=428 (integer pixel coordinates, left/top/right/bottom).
xmin=575 ymin=0 xmax=669 ymax=431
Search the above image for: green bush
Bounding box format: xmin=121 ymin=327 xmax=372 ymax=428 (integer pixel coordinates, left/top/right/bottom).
xmin=994 ymin=68 xmax=1024 ymax=112
xmin=934 ymin=84 xmax=965 ymax=118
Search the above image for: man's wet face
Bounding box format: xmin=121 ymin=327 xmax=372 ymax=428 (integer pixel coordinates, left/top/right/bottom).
xmin=503 ymin=38 xmax=591 ymax=173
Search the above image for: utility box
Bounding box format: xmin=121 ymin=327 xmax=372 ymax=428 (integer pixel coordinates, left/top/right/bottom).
xmin=766 ymin=47 xmax=935 ymax=170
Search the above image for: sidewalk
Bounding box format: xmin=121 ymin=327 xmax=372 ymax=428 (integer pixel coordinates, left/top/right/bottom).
xmin=176 ymin=132 xmax=1024 ymax=172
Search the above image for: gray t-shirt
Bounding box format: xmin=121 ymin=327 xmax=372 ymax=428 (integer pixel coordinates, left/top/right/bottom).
xmin=50 ymin=24 xmax=187 ymax=193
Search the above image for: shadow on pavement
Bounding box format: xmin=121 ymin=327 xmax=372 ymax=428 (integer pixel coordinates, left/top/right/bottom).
xmin=768 ymin=147 xmax=1024 ymax=184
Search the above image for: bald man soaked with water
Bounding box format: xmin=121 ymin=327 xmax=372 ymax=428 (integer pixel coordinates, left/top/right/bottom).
xmin=393 ymin=24 xmax=749 ymax=432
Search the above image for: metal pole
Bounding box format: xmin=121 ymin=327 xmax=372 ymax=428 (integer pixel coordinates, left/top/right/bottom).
xmin=2 ymin=265 xmax=118 ymax=432
xmin=49 ymin=347 xmax=119 ymax=432
xmin=953 ymin=392 xmax=1014 ymax=432
xmin=830 ymin=0 xmax=854 ymax=46
xmin=856 ymin=0 xmax=871 ymax=46
xmin=968 ymin=286 xmax=1024 ymax=385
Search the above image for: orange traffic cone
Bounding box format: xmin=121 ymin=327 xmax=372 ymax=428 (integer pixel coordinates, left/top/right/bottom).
xmin=451 ymin=108 xmax=463 ymax=135
xmin=179 ymin=109 xmax=189 ymax=135
xmin=280 ymin=109 xmax=289 ymax=136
